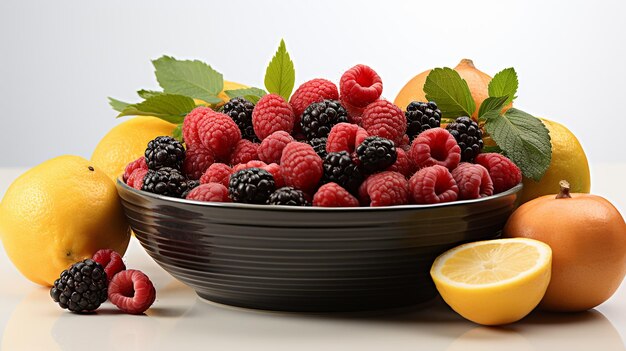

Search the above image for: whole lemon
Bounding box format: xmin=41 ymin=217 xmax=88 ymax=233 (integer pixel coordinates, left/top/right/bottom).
xmin=0 ymin=155 xmax=131 ymax=286
xmin=520 ymin=119 xmax=590 ymax=203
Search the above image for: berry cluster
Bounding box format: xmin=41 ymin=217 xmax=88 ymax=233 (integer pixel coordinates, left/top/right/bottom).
xmin=124 ymin=64 xmax=521 ymax=207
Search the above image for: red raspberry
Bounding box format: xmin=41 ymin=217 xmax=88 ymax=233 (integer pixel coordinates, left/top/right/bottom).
xmin=289 ymin=78 xmax=339 ymax=119
xmin=183 ymin=146 xmax=215 ymax=180
xmin=451 ymin=163 xmax=494 ymax=200
xmin=313 ymin=183 xmax=360 ymax=207
xmin=399 ymin=134 xmax=411 ymax=152
xmin=232 ymin=160 xmax=268 ymax=172
xmin=358 ymin=171 xmax=409 ymax=207
xmin=127 ymin=168 xmax=148 ymax=190
xmin=185 ymin=183 xmax=231 ymax=202
xmin=386 ymin=148 xmax=414 ymax=178
xmin=183 ymin=106 xmax=213 ymax=149
xmin=229 ymin=139 xmax=259 ymax=165
xmin=361 ymin=100 xmax=407 ymax=145
xmin=123 ymin=157 xmax=147 ymax=183
xmin=197 ymin=111 xmax=241 ymax=160
xmin=280 ymin=142 xmax=323 ymax=194
xmin=340 ymin=97 xmax=366 ymax=125
xmin=340 ymin=64 xmax=383 ymax=108
xmin=326 ymin=123 xmax=369 ymax=154
xmin=108 ymin=269 xmax=156 ymax=315
xmin=232 ymin=161 xmax=285 ymax=187
xmin=409 ymin=128 xmax=461 ymax=171
xmin=409 ymin=165 xmax=459 ymax=204
xmin=252 ymin=94 xmax=295 ymax=140
xmin=200 ymin=163 xmax=232 ymax=187
xmin=92 ymin=249 xmax=126 ymax=282
xmin=475 ymin=153 xmax=522 ymax=193
xmin=258 ymin=131 xmax=294 ymax=164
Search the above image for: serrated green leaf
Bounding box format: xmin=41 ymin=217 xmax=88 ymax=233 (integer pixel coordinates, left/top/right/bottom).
xmin=264 ymin=39 xmax=295 ymax=101
xmin=424 ymin=68 xmax=476 ymax=118
xmin=243 ymin=95 xmax=262 ymax=104
xmin=109 ymin=97 xmax=131 ymax=112
xmin=488 ymin=68 xmax=518 ymax=105
xmin=478 ymin=96 xmax=509 ymax=120
xmin=225 ymin=87 xmax=267 ymax=100
xmin=484 ymin=108 xmax=552 ymax=181
xmin=172 ymin=123 xmax=184 ymax=143
xmin=137 ymin=89 xmax=164 ymax=99
xmin=153 ymin=56 xmax=223 ymax=104
xmin=116 ymin=94 xmax=197 ymax=124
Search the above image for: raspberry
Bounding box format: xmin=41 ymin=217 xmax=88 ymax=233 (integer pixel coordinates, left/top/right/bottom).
xmin=340 ymin=64 xmax=383 ymax=108
xmin=268 ymin=187 xmax=310 ymax=206
xmin=409 ymin=128 xmax=461 ymax=171
xmin=322 ymin=151 xmax=364 ymax=194
xmin=451 ymin=163 xmax=494 ymax=200
xmin=127 ymin=168 xmax=148 ymax=190
xmin=409 ymin=165 xmax=459 ymax=204
xmin=289 ymin=78 xmax=339 ymax=120
xmin=356 ymin=136 xmax=397 ymax=174
xmin=92 ymin=249 xmax=126 ymax=282
xmin=386 ymin=148 xmax=414 ymax=178
xmin=258 ymin=131 xmax=294 ymax=164
xmin=313 ymin=183 xmax=360 ymax=207
xmin=300 ymin=99 xmax=349 ymax=140
xmin=123 ymin=157 xmax=147 ymax=183
xmin=182 ymin=146 xmax=215 ymax=180
xmin=108 ymin=269 xmax=156 ymax=315
xmin=229 ymin=139 xmax=259 ymax=165
xmin=399 ymin=134 xmax=411 ymax=152
xmin=200 ymin=163 xmax=233 ymax=187
xmin=326 ymin=122 xmax=369 ymax=154
xmin=280 ymin=142 xmax=323 ymax=194
xmin=446 ymin=116 xmax=484 ymax=162
xmin=223 ymin=97 xmax=258 ymax=142
xmin=361 ymin=100 xmax=407 ymax=145
xmin=252 ymin=94 xmax=295 ymax=140
xmin=145 ymin=136 xmax=186 ymax=171
xmin=475 ymin=153 xmax=522 ymax=193
xmin=359 ymin=171 xmax=410 ymax=207
xmin=197 ymin=111 xmax=242 ymax=160
xmin=50 ymin=259 xmax=108 ymax=313
xmin=228 ymin=168 xmax=276 ymax=204
xmin=340 ymin=97 xmax=366 ymax=125
xmin=185 ymin=183 xmax=231 ymax=202
xmin=183 ymin=106 xmax=213 ymax=149
xmin=232 ymin=160 xmax=268 ymax=172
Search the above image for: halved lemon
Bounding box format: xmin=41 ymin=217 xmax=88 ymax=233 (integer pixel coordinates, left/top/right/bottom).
xmin=431 ymin=238 xmax=552 ymax=326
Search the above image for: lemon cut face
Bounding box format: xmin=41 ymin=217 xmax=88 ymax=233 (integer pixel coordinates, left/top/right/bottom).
xmin=431 ymin=238 xmax=552 ymax=326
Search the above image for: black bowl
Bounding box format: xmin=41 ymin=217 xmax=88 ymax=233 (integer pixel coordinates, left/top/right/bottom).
xmin=117 ymin=180 xmax=522 ymax=312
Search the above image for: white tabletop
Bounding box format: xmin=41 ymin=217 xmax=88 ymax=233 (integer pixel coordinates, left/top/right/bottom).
xmin=0 ymin=166 xmax=625 ymax=351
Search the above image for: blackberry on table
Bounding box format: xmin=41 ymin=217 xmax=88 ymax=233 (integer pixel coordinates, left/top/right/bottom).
xmin=142 ymin=167 xmax=190 ymax=198
xmin=446 ymin=116 xmax=484 ymax=162
xmin=322 ymin=151 xmax=363 ymax=194
xmin=223 ymin=97 xmax=258 ymax=142
xmin=405 ymin=101 xmax=441 ymax=140
xmin=145 ymin=136 xmax=185 ymax=171
xmin=308 ymin=137 xmax=328 ymax=159
xmin=268 ymin=187 xmax=310 ymax=206
xmin=228 ymin=168 xmax=276 ymax=204
xmin=50 ymin=259 xmax=108 ymax=313
xmin=300 ymin=100 xmax=348 ymax=140
xmin=356 ymin=136 xmax=397 ymax=174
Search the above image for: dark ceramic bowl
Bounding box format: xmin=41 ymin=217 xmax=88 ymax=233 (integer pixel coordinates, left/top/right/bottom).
xmin=117 ymin=180 xmax=522 ymax=312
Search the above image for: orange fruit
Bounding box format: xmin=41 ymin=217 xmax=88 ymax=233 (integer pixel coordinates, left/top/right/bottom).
xmin=503 ymin=181 xmax=626 ymax=312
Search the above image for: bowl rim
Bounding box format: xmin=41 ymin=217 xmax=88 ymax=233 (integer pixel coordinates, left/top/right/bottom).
xmin=117 ymin=177 xmax=523 ymax=212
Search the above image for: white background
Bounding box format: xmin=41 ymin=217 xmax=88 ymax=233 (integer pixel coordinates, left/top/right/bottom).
xmin=0 ymin=0 xmax=624 ymax=168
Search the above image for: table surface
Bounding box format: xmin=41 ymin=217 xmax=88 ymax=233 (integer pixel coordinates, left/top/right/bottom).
xmin=0 ymin=165 xmax=625 ymax=351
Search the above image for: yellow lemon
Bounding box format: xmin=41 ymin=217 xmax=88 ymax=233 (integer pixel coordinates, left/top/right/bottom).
xmin=431 ymin=238 xmax=552 ymax=326
xmin=520 ymin=119 xmax=590 ymax=203
xmin=0 ymin=156 xmax=130 ymax=287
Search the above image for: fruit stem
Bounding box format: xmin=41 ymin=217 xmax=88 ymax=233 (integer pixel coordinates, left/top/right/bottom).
xmin=459 ymin=59 xmax=475 ymax=68
xmin=556 ymin=180 xmax=572 ymax=199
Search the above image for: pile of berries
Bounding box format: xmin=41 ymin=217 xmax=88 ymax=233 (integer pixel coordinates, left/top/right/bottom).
xmin=124 ymin=64 xmax=521 ymax=207
xmin=50 ymin=249 xmax=156 ymax=314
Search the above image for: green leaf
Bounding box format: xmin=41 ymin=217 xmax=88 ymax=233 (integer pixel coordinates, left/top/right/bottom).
xmin=264 ymin=39 xmax=295 ymax=101
xmin=225 ymin=87 xmax=267 ymax=100
xmin=172 ymin=123 xmax=183 ymax=143
xmin=478 ymin=96 xmax=509 ymax=120
xmin=137 ymin=89 xmax=164 ymax=99
xmin=488 ymin=68 xmax=518 ymax=105
xmin=424 ymin=68 xmax=476 ymax=118
xmin=109 ymin=97 xmax=131 ymax=112
xmin=484 ymin=108 xmax=552 ymax=181
xmin=153 ymin=56 xmax=223 ymax=104
xmin=116 ymin=93 xmax=197 ymax=124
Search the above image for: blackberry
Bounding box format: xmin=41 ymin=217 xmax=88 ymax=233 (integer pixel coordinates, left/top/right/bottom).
xmin=50 ymin=259 xmax=108 ymax=313
xmin=228 ymin=168 xmax=276 ymax=204
xmin=142 ymin=167 xmax=190 ymax=198
xmin=300 ymin=100 xmax=348 ymax=140
xmin=446 ymin=116 xmax=484 ymax=162
xmin=268 ymin=187 xmax=310 ymax=206
xmin=356 ymin=136 xmax=397 ymax=174
xmin=181 ymin=179 xmax=200 ymax=199
xmin=405 ymin=101 xmax=441 ymax=140
xmin=145 ymin=136 xmax=185 ymax=171
xmin=223 ymin=97 xmax=258 ymax=142
xmin=322 ymin=151 xmax=363 ymax=194
xmin=308 ymin=137 xmax=328 ymax=159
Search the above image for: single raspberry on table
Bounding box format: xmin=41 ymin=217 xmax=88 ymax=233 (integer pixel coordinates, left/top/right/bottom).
xmin=475 ymin=153 xmax=522 ymax=193
xmin=359 ymin=171 xmax=410 ymax=207
xmin=185 ymin=183 xmax=231 ymax=202
xmin=229 ymin=139 xmax=260 ymax=165
xmin=280 ymin=142 xmax=323 ymax=194
xmin=326 ymin=122 xmax=369 ymax=154
xmin=452 ymin=162 xmax=494 ymax=200
xmin=92 ymin=249 xmax=126 ymax=282
xmin=340 ymin=64 xmax=383 ymax=108
xmin=409 ymin=165 xmax=459 ymax=204
xmin=197 ymin=111 xmax=242 ymax=160
xmin=361 ymin=100 xmax=407 ymax=145
xmin=313 ymin=182 xmax=360 ymax=207
xmin=409 ymin=128 xmax=461 ymax=171
xmin=289 ymin=78 xmax=339 ymax=120
xmin=123 ymin=157 xmax=147 ymax=183
xmin=183 ymin=106 xmax=213 ymax=149
xmin=108 ymin=269 xmax=156 ymax=315
xmin=200 ymin=163 xmax=233 ymax=187
xmin=252 ymin=94 xmax=295 ymax=140
xmin=258 ymin=131 xmax=294 ymax=164
xmin=386 ymin=148 xmax=414 ymax=178
xmin=127 ymin=168 xmax=148 ymax=190
xmin=183 ymin=146 xmax=215 ymax=180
